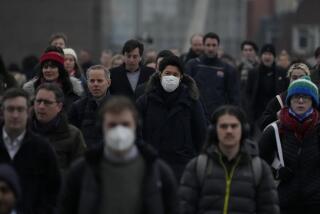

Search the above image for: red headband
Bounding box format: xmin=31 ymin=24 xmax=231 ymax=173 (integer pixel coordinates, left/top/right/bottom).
xmin=40 ymin=52 xmax=64 ymax=65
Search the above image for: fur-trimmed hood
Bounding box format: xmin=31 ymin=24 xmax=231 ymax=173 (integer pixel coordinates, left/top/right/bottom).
xmin=144 ymin=72 xmax=200 ymax=100
xmin=22 ymin=76 xmax=84 ymax=97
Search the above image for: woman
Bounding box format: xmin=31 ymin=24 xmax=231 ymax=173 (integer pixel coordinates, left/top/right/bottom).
xmin=136 ymin=55 xmax=206 ymax=179
xmin=259 ymin=76 xmax=320 ymax=214
xmin=23 ymin=46 xmax=84 ymax=111
xmin=63 ymin=48 xmax=87 ymax=82
xmin=260 ymin=62 xmax=311 ymax=129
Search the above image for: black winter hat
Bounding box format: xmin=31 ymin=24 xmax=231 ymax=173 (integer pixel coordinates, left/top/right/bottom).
xmin=0 ymin=164 xmax=21 ymax=198
xmin=260 ymin=44 xmax=276 ymax=57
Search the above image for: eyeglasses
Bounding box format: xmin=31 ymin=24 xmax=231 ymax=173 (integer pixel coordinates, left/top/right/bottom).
xmin=291 ymin=94 xmax=311 ymax=102
xmin=218 ymin=123 xmax=240 ymax=130
xmin=4 ymin=106 xmax=27 ymax=113
xmin=34 ymin=99 xmax=58 ymax=106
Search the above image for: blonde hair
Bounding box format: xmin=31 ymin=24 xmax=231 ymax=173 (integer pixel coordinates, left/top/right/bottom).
xmin=287 ymin=63 xmax=310 ymax=78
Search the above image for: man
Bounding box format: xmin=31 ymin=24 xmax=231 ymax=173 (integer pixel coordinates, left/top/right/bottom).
xmin=69 ymin=65 xmax=111 ymax=148
xmin=238 ymin=40 xmax=259 ymax=89
xmin=100 ymin=49 xmax=113 ymax=70
xmin=0 ymin=164 xmax=21 ymax=214
xmin=246 ymin=44 xmax=288 ymax=131
xmin=30 ymin=83 xmax=86 ymax=172
xmin=179 ymin=105 xmax=279 ymax=214
xmin=180 ymin=34 xmax=204 ymax=65
xmin=311 ymin=46 xmax=320 ymax=86
xmin=60 ymin=96 xmax=177 ymax=214
xmin=185 ymin=32 xmax=240 ymax=118
xmin=109 ymin=39 xmax=155 ymax=100
xmin=49 ymin=32 xmax=67 ymax=49
xmin=0 ymin=88 xmax=60 ymax=214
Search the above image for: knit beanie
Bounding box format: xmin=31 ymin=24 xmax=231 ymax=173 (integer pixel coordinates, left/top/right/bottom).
xmin=0 ymin=164 xmax=21 ymax=198
xmin=286 ymin=76 xmax=319 ymax=106
xmin=40 ymin=51 xmax=64 ymax=67
xmin=260 ymin=44 xmax=276 ymax=57
xmin=63 ymin=48 xmax=78 ymax=61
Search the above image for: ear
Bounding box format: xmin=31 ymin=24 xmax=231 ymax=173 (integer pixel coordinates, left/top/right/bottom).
xmin=57 ymin=102 xmax=63 ymax=112
xmin=107 ymin=78 xmax=111 ymax=87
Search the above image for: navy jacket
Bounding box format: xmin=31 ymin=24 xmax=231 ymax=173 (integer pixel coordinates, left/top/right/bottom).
xmin=185 ymin=55 xmax=240 ymax=117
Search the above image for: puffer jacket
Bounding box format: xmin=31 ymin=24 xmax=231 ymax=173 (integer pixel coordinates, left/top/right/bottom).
xmin=179 ymin=141 xmax=279 ymax=214
xmin=259 ymin=108 xmax=320 ymax=211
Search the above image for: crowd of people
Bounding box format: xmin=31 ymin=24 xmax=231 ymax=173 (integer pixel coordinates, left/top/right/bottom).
xmin=1 ymin=31 xmax=320 ymax=214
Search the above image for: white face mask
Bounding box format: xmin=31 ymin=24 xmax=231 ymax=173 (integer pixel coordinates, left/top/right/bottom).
xmin=161 ymin=75 xmax=180 ymax=92
xmin=104 ymin=125 xmax=135 ymax=153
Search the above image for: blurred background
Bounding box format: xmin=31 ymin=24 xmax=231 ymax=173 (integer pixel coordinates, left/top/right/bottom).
xmin=0 ymin=0 xmax=319 ymax=65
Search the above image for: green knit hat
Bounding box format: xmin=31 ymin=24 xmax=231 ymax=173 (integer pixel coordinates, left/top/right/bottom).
xmin=286 ymin=76 xmax=319 ymax=106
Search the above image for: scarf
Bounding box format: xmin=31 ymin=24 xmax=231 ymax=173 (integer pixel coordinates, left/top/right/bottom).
xmin=279 ymin=107 xmax=319 ymax=141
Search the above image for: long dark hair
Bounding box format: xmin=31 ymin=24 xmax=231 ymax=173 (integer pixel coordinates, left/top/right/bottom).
xmin=34 ymin=46 xmax=74 ymax=94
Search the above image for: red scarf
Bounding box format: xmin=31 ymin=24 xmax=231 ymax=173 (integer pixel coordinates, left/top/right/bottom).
xmin=279 ymin=107 xmax=319 ymax=141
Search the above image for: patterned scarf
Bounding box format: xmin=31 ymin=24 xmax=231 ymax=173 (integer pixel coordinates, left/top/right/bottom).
xmin=279 ymin=107 xmax=319 ymax=141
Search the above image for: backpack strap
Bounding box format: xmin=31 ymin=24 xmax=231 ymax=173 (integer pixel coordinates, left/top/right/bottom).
xmin=276 ymin=94 xmax=284 ymax=109
xmin=270 ymin=122 xmax=285 ymax=168
xmin=196 ymin=154 xmax=213 ymax=185
xmin=251 ymin=157 xmax=262 ymax=186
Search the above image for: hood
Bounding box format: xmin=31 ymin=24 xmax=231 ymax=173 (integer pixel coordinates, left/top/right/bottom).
xmin=70 ymin=76 xmax=84 ymax=96
xmin=23 ymin=77 xmax=84 ymax=97
xmin=145 ymin=72 xmax=200 ymax=100
xmin=205 ymin=139 xmax=259 ymax=159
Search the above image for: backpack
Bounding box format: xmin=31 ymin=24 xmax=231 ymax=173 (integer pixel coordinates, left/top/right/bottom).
xmin=196 ymin=154 xmax=262 ymax=186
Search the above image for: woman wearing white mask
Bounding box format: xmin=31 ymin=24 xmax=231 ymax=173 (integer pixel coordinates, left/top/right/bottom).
xmin=136 ymin=55 xmax=207 ymax=179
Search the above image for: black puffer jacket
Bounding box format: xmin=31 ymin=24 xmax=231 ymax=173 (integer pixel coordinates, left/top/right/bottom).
xmin=179 ymin=141 xmax=279 ymax=214
xmin=259 ymin=115 xmax=320 ymax=211
xmin=136 ymin=74 xmax=207 ymax=179
xmin=59 ymin=142 xmax=177 ymax=214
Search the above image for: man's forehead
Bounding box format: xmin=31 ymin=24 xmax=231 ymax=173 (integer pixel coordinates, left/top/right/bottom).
xmin=125 ymin=48 xmax=140 ymax=56
xmin=104 ymin=110 xmax=134 ymax=121
xmin=3 ymin=97 xmax=28 ymax=106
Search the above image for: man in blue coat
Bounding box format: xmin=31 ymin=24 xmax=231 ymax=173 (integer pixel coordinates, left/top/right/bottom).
xmin=185 ymin=32 xmax=240 ymax=118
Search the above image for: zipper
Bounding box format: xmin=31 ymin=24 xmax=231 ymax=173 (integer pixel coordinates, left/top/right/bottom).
xmin=219 ymin=154 xmax=241 ymax=214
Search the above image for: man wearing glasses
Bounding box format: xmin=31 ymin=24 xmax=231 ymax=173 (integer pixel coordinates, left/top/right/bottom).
xmin=30 ymin=83 xmax=86 ymax=174
xmin=0 ymin=88 xmax=61 ymax=214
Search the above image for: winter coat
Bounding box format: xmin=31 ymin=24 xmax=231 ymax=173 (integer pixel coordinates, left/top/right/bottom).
xmin=259 ymin=108 xmax=320 ymax=211
xmin=0 ymin=73 xmax=17 ymax=95
xmin=59 ymin=142 xmax=177 ymax=214
xmin=136 ymin=74 xmax=207 ymax=179
xmin=22 ymin=76 xmax=84 ymax=111
xmin=185 ymin=55 xmax=240 ymax=117
xmin=180 ymin=49 xmax=200 ymax=65
xmin=311 ymin=65 xmax=320 ymax=87
xmin=259 ymin=91 xmax=287 ymax=130
xmin=30 ymin=113 xmax=86 ymax=173
xmin=68 ymin=93 xmax=111 ymax=148
xmin=246 ymin=64 xmax=288 ymax=122
xmin=109 ymin=64 xmax=155 ymax=100
xmin=179 ymin=141 xmax=279 ymax=214
xmin=0 ymin=125 xmax=61 ymax=214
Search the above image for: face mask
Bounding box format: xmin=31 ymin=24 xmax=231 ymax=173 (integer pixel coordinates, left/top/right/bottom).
xmin=161 ymin=75 xmax=180 ymax=92
xmin=104 ymin=125 xmax=135 ymax=153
